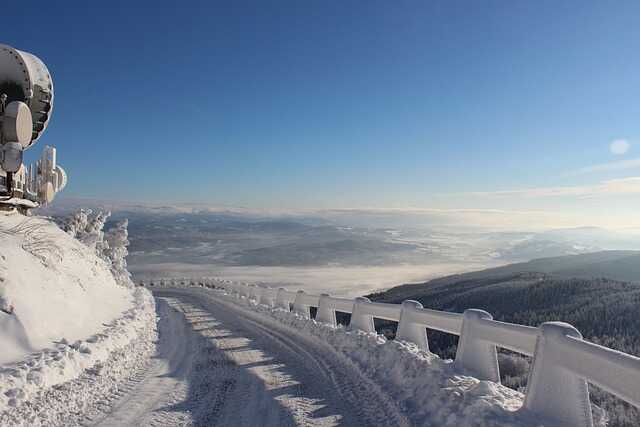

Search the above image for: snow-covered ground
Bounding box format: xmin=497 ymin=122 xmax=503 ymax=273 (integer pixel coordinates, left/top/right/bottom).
xmin=85 ymin=298 xmax=214 ymax=426
xmin=0 ymin=287 xmax=156 ymax=426
xmin=0 ymin=212 xmax=134 ymax=364
xmin=0 ymin=211 xmax=609 ymax=426
xmin=0 ymin=212 xmax=157 ymax=426
xmin=136 ymin=286 xmax=567 ymax=427
xmin=149 ymin=290 xmax=411 ymax=426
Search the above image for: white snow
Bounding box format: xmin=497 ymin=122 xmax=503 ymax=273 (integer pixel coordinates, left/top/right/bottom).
xmin=221 ymin=288 xmax=529 ymax=426
xmin=0 ymin=211 xmax=158 ymax=426
xmin=150 ymin=289 xmax=413 ymax=426
xmin=149 ymin=285 xmax=568 ymax=426
xmin=0 ymin=208 xmax=615 ymax=427
xmin=0 ymin=287 xmax=156 ymax=425
xmin=0 ymin=212 xmax=134 ymax=364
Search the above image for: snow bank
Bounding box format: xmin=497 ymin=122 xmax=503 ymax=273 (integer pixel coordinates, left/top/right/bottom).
xmin=0 ymin=211 xmax=158 ymax=425
xmin=208 ymin=287 xmax=607 ymax=427
xmin=0 ymin=212 xmax=133 ymax=364
xmin=0 ymin=288 xmax=156 ymax=425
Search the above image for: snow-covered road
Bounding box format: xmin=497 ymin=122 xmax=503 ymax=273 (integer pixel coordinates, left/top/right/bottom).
xmin=91 ymin=288 xmax=410 ymax=426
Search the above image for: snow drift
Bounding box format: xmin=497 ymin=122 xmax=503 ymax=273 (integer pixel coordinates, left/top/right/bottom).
xmin=0 ymin=210 xmax=157 ymax=425
xmin=0 ymin=211 xmax=134 ymax=364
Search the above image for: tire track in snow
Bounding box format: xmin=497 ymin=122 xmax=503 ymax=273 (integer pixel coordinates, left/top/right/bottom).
xmin=239 ymin=313 xmax=409 ymax=426
xmin=155 ymin=288 xmax=411 ymax=427
xmin=87 ymin=288 xmax=411 ymax=426
xmin=86 ymin=299 xmax=198 ymax=427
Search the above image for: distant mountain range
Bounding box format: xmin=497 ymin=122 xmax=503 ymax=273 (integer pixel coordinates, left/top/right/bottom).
xmin=44 ymin=199 xmax=640 ymax=268
xmin=71 ymin=209 xmax=639 ymax=268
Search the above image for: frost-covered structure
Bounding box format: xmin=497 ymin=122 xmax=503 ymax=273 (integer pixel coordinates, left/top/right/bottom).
xmin=0 ymin=44 xmax=66 ymax=207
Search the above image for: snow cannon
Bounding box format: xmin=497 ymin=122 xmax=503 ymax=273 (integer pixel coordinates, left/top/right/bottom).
xmin=0 ymin=43 xmax=66 ymax=208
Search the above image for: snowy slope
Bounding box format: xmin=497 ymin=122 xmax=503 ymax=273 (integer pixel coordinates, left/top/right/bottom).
xmin=0 ymin=212 xmax=134 ymax=364
xmin=0 ymin=287 xmax=156 ymax=424
xmin=0 ymin=211 xmax=158 ymax=425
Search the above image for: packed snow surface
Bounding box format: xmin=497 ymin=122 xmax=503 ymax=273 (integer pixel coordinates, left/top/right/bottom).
xmin=0 ymin=212 xmax=133 ymax=364
xmin=137 ymin=285 xmax=562 ymax=426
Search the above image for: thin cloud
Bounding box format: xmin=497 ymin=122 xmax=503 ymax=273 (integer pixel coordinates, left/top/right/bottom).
xmin=564 ymin=157 xmax=640 ymax=177
xmin=468 ymin=177 xmax=640 ymax=199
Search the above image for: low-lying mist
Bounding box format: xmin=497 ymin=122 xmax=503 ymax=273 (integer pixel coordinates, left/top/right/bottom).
xmin=43 ymin=200 xmax=640 ymax=296
xmin=129 ymin=262 xmax=491 ymax=297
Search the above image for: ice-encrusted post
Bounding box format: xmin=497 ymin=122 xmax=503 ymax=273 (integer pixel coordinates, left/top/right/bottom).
xmin=522 ymin=322 xmax=593 ymax=427
xmin=233 ymin=283 xmax=242 ymax=297
xmin=239 ymin=283 xmax=250 ymax=299
xmin=316 ymin=293 xmax=336 ymax=326
xmin=224 ymin=282 xmax=234 ymax=294
xmin=275 ymin=288 xmax=290 ymax=311
xmin=248 ymin=284 xmax=259 ymax=302
xmin=231 ymin=283 xmax=241 ymax=296
xmin=234 ymin=283 xmax=243 ymax=297
xmin=259 ymin=287 xmax=275 ymax=307
xmin=254 ymin=285 xmax=263 ymax=301
xmin=454 ymin=309 xmax=500 ymax=382
xmin=396 ymin=300 xmax=429 ymax=351
xmin=245 ymin=285 xmax=253 ymax=299
xmin=349 ymin=297 xmax=375 ymax=333
xmin=293 ymin=290 xmax=310 ymax=318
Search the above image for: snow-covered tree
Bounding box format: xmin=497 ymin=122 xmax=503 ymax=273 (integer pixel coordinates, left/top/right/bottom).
xmin=61 ymin=209 xmax=133 ymax=287
xmin=83 ymin=210 xmax=111 ymax=251
xmin=61 ymin=209 xmax=90 ymax=239
xmin=61 ymin=209 xmax=112 ymax=252
xmin=103 ymin=219 xmax=134 ymax=287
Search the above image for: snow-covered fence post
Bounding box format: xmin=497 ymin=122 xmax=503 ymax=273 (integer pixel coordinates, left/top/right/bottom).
xmin=259 ymin=287 xmax=275 ymax=307
xmin=396 ymin=300 xmax=429 ymax=351
xmin=293 ymin=290 xmax=311 ymax=318
xmin=349 ymin=297 xmax=375 ymax=333
xmin=454 ymin=309 xmax=500 ymax=382
xmin=275 ymin=288 xmax=290 ymax=311
xmin=316 ymin=293 xmax=336 ymax=326
xmin=249 ymin=284 xmax=260 ymax=302
xmin=522 ymin=322 xmax=592 ymax=427
xmin=234 ymin=283 xmax=244 ymax=297
xmin=240 ymin=283 xmax=251 ymax=299
xmin=227 ymin=282 xmax=239 ymax=296
xmin=255 ymin=285 xmax=263 ymax=301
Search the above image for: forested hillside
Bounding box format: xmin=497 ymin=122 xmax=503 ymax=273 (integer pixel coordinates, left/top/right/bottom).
xmin=369 ymin=271 xmax=640 ymax=426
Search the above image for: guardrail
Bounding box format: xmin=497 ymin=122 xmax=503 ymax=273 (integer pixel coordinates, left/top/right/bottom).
xmin=210 ymin=281 xmax=640 ymax=427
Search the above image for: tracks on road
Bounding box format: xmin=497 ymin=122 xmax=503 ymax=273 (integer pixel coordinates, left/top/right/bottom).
xmin=90 ymin=288 xmax=410 ymax=426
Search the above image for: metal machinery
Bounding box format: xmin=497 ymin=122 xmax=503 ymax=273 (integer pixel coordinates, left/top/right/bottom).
xmin=0 ymin=43 xmax=66 ymax=209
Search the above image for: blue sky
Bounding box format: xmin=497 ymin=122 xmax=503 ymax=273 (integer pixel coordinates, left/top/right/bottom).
xmin=4 ymin=1 xmax=640 ymax=226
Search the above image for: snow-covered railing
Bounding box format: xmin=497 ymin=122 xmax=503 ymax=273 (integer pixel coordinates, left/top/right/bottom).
xmin=215 ymin=282 xmax=640 ymax=427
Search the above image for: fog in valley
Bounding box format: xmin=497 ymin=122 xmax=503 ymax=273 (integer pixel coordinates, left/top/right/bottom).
xmin=45 ymin=200 xmax=640 ymax=296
